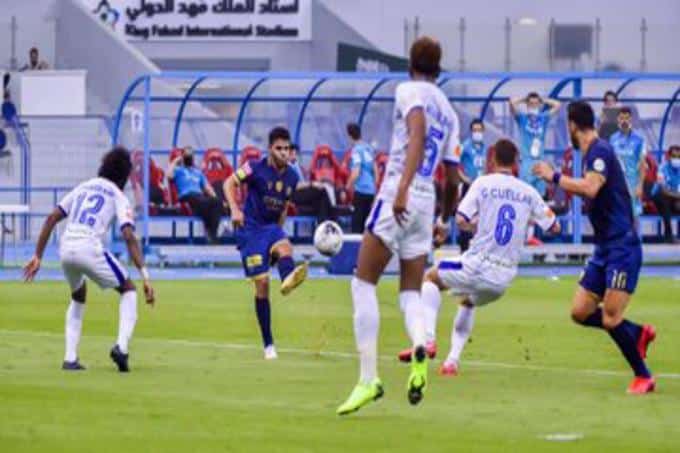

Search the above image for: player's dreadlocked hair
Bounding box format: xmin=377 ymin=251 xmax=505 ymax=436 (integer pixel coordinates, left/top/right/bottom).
xmin=409 ymin=36 xmax=441 ymax=78
xmin=98 ymin=146 xmax=132 ymax=190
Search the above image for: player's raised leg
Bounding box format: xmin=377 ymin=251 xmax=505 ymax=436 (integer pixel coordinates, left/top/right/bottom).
xmin=337 ymin=232 xmax=391 ymax=415
xmin=275 ymin=240 xmax=307 ymax=296
xmin=441 ymin=300 xmax=475 ymax=376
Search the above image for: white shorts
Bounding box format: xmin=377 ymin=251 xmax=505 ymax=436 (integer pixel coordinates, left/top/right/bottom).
xmin=436 ymin=253 xmax=515 ymax=306
xmin=60 ymin=240 xmax=129 ymax=291
xmin=365 ymin=197 xmax=434 ymax=260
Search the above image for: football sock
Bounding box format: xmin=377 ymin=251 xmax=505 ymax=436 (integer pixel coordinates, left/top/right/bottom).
xmin=117 ymin=291 xmax=137 ymax=354
xmin=255 ymin=297 xmax=273 ymax=347
xmin=351 ymin=277 xmax=379 ymax=385
xmin=277 ymin=256 xmax=295 ymax=281
xmin=421 ymin=281 xmax=441 ymax=344
xmin=64 ymin=300 xmax=85 ymax=362
xmin=400 ymin=290 xmax=426 ymax=347
xmin=446 ymin=304 xmax=475 ymax=364
xmin=608 ymin=320 xmax=651 ymax=378
xmin=581 ymin=307 xmax=604 ymax=328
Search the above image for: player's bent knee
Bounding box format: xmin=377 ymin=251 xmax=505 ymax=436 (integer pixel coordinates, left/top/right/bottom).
xmin=424 ymin=268 xmax=447 ymax=291
xmin=72 ymin=283 xmax=87 ymax=303
xmin=570 ymin=308 xmax=590 ymax=324
xmin=118 ymin=279 xmax=136 ymax=294
xmin=254 ymin=278 xmax=270 ymax=298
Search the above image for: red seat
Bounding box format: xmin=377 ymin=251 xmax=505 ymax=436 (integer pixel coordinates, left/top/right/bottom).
xmin=202 ymin=147 xmax=233 ymax=185
xmin=130 ymin=150 xmax=170 ymax=215
xmin=309 ymin=145 xmax=351 ymax=206
xmin=374 ymin=151 xmax=388 ymax=191
xmin=168 ymin=148 xmax=192 ymax=215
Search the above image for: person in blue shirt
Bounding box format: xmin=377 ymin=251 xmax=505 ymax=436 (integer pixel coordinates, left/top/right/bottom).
xmin=645 ymin=145 xmax=680 ymax=242
xmin=510 ymin=92 xmax=561 ymax=245
xmin=345 ymin=123 xmax=376 ymax=233
xmin=534 ymin=101 xmax=657 ymax=394
xmin=609 ymin=107 xmax=648 ymax=218
xmin=224 ymin=127 xmax=307 ymax=360
xmin=510 ymin=92 xmax=561 ymax=196
xmin=457 ymin=118 xmax=487 ymax=251
xmin=167 ymin=146 xmax=224 ymax=243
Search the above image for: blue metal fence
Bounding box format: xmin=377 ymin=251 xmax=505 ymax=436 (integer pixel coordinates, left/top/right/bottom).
xmin=109 ymin=71 xmax=680 ymax=247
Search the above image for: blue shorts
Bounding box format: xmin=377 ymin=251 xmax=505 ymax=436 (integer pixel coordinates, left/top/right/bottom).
xmin=519 ymin=159 xmax=546 ymax=196
xmin=579 ymin=235 xmax=642 ymax=297
xmin=235 ymin=224 xmax=287 ymax=278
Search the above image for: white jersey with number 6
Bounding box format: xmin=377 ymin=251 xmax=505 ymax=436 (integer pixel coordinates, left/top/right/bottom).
xmin=379 ymin=80 xmax=460 ymax=207
xmin=436 ymin=172 xmax=556 ymax=305
xmin=457 ymin=173 xmax=556 ymax=266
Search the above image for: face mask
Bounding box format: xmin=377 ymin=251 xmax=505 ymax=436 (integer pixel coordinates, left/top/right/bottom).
xmin=183 ymin=156 xmax=194 ymax=167
xmin=671 ymin=158 xmax=680 ymax=168
xmin=528 ymin=107 xmax=540 ymax=116
xmin=471 ymin=132 xmax=483 ymax=143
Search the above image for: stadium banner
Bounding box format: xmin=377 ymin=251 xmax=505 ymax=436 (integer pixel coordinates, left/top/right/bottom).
xmin=336 ymin=42 xmax=408 ymax=72
xmin=84 ymin=0 xmax=312 ymax=41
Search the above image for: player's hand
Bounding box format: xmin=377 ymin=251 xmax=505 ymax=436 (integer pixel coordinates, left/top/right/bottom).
xmin=231 ymin=209 xmax=244 ymax=228
xmin=393 ymin=187 xmax=409 ymax=227
xmin=433 ymin=218 xmax=450 ymax=248
xmin=22 ymin=255 xmax=41 ymax=282
xmin=143 ymin=280 xmax=155 ymax=306
xmin=532 ymin=161 xmax=554 ymax=182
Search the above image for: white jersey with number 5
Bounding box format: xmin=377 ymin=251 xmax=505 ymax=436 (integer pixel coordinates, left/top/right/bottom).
xmin=58 ymin=177 xmax=134 ymax=247
xmin=457 ymin=173 xmax=556 ymax=266
xmin=379 ymin=80 xmax=460 ymax=208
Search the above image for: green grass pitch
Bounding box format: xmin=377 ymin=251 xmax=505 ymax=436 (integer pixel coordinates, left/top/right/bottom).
xmin=1 ymin=276 xmax=680 ymax=452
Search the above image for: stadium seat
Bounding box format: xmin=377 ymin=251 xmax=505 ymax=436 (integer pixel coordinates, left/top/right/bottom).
xmin=374 ymin=150 xmax=388 ymax=191
xmin=309 ymin=145 xmax=352 ymax=214
xmin=201 ymin=147 xmax=233 ymax=205
xmin=643 ymin=152 xmax=659 ymax=214
xmin=130 ymin=150 xmax=173 ymax=216
xmin=168 ymin=148 xmax=192 ymax=215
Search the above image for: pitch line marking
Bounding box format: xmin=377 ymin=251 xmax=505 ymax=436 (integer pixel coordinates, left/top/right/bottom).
xmin=1 ymin=329 xmax=678 ymax=380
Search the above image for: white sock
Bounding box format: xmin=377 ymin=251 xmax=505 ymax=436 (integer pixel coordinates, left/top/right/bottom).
xmin=527 ymin=224 xmax=536 ymax=240
xmin=117 ymin=290 xmax=138 ymax=354
xmin=446 ymin=304 xmax=475 ymax=364
xmin=64 ymin=300 xmax=85 ymax=362
xmin=351 ymin=277 xmax=379 ymax=385
xmin=400 ymin=290 xmax=426 ymax=347
xmin=421 ymin=281 xmax=441 ymax=344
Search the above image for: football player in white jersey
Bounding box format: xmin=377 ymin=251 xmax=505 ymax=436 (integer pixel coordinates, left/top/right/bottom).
xmin=337 ymin=37 xmax=461 ymax=415
xmin=406 ymin=139 xmax=560 ymax=376
xmin=23 ymin=147 xmax=155 ymax=372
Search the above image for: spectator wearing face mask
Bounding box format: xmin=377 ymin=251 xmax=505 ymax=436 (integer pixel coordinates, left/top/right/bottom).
xmin=457 ymin=118 xmax=488 ymax=251
xmin=599 ymin=90 xmax=621 ymax=140
xmin=168 ymin=147 xmax=224 ymax=243
xmin=609 ymin=107 xmax=647 ymax=220
xmin=509 ymin=92 xmax=561 ymax=245
xmin=645 ymin=146 xmax=680 ymax=243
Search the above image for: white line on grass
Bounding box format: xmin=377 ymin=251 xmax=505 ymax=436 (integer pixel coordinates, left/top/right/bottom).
xmin=1 ymin=328 xmax=679 ymax=380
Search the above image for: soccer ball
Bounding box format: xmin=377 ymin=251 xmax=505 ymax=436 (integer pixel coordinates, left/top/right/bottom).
xmin=313 ymin=220 xmax=344 ymax=256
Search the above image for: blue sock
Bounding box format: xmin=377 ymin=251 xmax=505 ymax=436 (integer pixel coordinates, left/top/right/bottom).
xmin=277 ymin=256 xmax=295 ymax=281
xmin=608 ymin=321 xmax=651 ymax=378
xmin=581 ymin=308 xmax=604 ymax=329
xmin=255 ymin=297 xmax=273 ymax=347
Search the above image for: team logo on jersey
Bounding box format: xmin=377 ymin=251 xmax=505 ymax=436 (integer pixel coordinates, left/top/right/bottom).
xmin=593 ymin=158 xmax=606 ymax=173
xmin=275 ymin=181 xmax=283 ymax=193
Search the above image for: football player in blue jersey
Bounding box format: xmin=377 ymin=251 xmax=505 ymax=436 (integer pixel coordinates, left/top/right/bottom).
xmin=609 ymin=106 xmax=648 ymax=220
xmin=533 ymin=101 xmax=656 ymax=394
xmin=224 ymin=127 xmax=308 ymax=360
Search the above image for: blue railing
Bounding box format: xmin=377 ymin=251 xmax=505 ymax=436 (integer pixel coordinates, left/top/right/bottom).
xmin=108 ymin=71 xmax=679 ymax=246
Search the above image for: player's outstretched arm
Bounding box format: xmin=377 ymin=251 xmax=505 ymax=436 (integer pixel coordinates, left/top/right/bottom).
xmin=121 ymin=225 xmax=155 ymax=305
xmin=533 ymin=162 xmax=605 ymax=199
xmin=23 ymin=207 xmax=66 ymax=282
xmin=394 ymin=107 xmax=426 ymax=225
xmin=223 ymin=174 xmax=244 ymax=227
